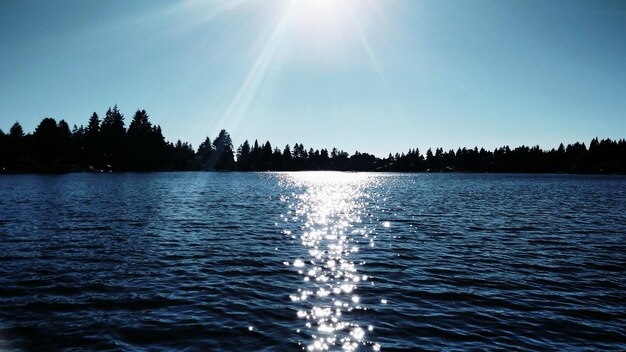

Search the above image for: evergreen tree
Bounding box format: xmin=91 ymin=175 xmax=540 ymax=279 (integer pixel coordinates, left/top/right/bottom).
xmin=236 ymin=140 xmax=251 ymax=171
xmin=70 ymin=124 xmax=86 ymax=166
xmin=127 ymin=109 xmax=165 ymax=170
xmin=261 ymin=141 xmax=273 ymax=170
xmin=197 ymin=137 xmax=214 ymax=170
xmin=425 ymin=148 xmax=435 ymax=170
xmin=272 ymin=147 xmax=283 ymax=170
xmin=167 ymin=140 xmax=195 ymax=170
xmin=5 ymin=122 xmax=26 ymax=169
xmin=100 ymin=105 xmax=126 ymax=170
xmin=84 ymin=112 xmax=102 ymax=167
xmin=211 ymin=129 xmax=235 ymax=170
xmin=0 ymin=112 xmax=624 ymax=174
xmin=9 ymin=122 xmax=24 ymax=139
xmin=282 ymin=144 xmax=293 ymax=170
xmin=319 ymin=148 xmax=329 ymax=169
xmin=33 ymin=118 xmax=64 ymax=166
xmin=250 ymin=139 xmax=261 ymax=169
xmin=57 ymin=120 xmax=72 ymax=163
xmin=87 ymin=112 xmax=100 ymax=135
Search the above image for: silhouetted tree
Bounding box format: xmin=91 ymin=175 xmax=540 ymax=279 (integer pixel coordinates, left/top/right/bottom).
xmin=69 ymin=124 xmax=86 ymax=167
xmin=10 ymin=122 xmax=24 ymax=139
xmin=1 ymin=112 xmax=624 ymax=174
xmin=282 ymin=144 xmax=293 ymax=170
xmin=425 ymin=148 xmax=435 ymax=170
xmin=127 ymin=109 xmax=165 ymax=170
xmin=291 ymin=143 xmax=309 ymax=170
xmin=249 ymin=139 xmax=261 ymax=170
xmin=260 ymin=141 xmax=273 ymax=170
xmin=272 ymin=147 xmax=283 ymax=170
xmin=5 ymin=122 xmax=27 ymax=169
xmin=236 ymin=140 xmax=251 ymax=171
xmin=319 ymin=148 xmax=330 ymax=169
xmin=195 ymin=137 xmax=214 ymax=170
xmin=31 ymin=118 xmax=70 ymax=171
xmin=84 ymin=112 xmax=102 ymax=168
xmin=100 ymin=105 xmax=126 ymax=170
xmin=210 ymin=129 xmax=234 ymax=170
xmin=329 ymin=147 xmax=349 ymax=170
xmin=57 ymin=120 xmax=72 ymax=164
xmin=167 ymin=140 xmax=195 ymax=170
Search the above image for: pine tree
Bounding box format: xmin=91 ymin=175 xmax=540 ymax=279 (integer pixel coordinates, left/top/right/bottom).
xmin=100 ymin=105 xmax=126 ymax=169
xmin=211 ymin=130 xmax=234 ymax=170
xmin=236 ymin=140 xmax=251 ymax=171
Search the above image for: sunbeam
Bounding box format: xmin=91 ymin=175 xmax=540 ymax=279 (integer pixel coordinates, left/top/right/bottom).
xmin=211 ymin=2 xmax=294 ymax=134
xmin=193 ymin=0 xmax=388 ymax=136
xmin=345 ymin=4 xmax=383 ymax=78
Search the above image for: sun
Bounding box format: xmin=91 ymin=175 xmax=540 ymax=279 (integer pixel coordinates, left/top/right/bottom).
xmin=293 ymin=0 xmax=345 ymax=14
xmin=287 ymin=0 xmax=364 ymax=57
xmin=291 ymin=0 xmax=353 ymax=36
xmin=197 ymin=0 xmax=383 ymax=132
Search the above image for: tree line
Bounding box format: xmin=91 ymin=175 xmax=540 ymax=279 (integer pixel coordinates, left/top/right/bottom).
xmin=1 ymin=107 xmax=624 ymax=174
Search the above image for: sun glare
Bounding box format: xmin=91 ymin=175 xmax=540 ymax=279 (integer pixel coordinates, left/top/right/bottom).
xmin=291 ymin=0 xmax=356 ymax=43
xmin=293 ymin=0 xmax=344 ymax=14
xmin=196 ymin=0 xmax=383 ymax=134
xmin=284 ymin=0 xmax=382 ymax=69
xmin=294 ymin=0 xmax=350 ymax=32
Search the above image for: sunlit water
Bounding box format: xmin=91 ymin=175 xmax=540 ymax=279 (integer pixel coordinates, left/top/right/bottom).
xmin=0 ymin=172 xmax=625 ymax=351
xmin=280 ymin=172 xmax=380 ymax=351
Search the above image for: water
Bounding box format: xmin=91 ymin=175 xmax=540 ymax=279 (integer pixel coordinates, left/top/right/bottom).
xmin=0 ymin=172 xmax=625 ymax=351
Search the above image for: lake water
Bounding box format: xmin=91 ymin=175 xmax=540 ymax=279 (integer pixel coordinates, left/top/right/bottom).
xmin=0 ymin=172 xmax=625 ymax=351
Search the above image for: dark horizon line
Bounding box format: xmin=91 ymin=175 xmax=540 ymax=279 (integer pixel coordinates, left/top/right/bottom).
xmin=1 ymin=107 xmax=625 ymax=175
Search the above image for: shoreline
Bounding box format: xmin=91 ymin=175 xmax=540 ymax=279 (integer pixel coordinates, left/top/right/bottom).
xmin=1 ymin=168 xmax=624 ymax=176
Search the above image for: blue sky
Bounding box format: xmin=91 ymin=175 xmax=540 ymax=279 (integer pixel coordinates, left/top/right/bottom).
xmin=0 ymin=0 xmax=624 ymax=156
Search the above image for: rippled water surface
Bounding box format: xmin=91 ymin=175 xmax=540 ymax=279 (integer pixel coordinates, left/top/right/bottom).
xmin=1 ymin=172 xmax=625 ymax=351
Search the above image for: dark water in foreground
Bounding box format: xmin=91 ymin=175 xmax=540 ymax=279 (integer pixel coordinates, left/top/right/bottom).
xmin=0 ymin=172 xmax=625 ymax=351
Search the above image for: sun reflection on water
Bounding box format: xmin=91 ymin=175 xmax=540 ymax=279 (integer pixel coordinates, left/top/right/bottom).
xmin=279 ymin=172 xmax=381 ymax=351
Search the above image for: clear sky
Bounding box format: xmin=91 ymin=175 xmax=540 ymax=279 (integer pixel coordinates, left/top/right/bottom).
xmin=0 ymin=0 xmax=624 ymax=157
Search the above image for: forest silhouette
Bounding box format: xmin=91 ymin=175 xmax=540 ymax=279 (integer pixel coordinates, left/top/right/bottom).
xmin=1 ymin=107 xmax=625 ymax=174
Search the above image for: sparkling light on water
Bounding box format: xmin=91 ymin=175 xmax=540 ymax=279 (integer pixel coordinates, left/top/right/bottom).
xmin=280 ymin=172 xmax=381 ymax=351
